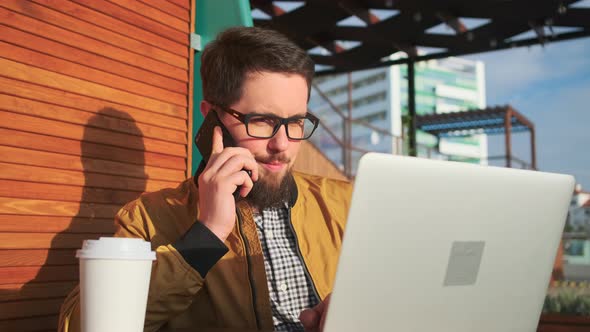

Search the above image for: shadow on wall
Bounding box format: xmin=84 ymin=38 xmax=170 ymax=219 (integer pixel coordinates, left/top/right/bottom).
xmin=0 ymin=108 xmax=147 ymax=331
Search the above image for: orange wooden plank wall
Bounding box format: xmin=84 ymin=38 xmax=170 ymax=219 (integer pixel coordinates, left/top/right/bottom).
xmin=0 ymin=0 xmax=192 ymax=330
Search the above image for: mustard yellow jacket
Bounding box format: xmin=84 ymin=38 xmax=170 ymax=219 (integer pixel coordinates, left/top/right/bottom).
xmin=59 ymin=172 xmax=352 ymax=332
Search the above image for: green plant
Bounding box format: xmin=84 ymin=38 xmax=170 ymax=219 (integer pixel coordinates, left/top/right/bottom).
xmin=543 ymin=289 xmax=590 ymax=315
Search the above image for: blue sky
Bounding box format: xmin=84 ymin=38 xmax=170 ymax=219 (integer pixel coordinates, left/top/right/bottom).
xmin=464 ymin=37 xmax=590 ymax=189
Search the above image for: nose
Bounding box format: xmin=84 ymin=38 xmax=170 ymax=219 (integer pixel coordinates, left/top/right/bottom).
xmin=268 ymin=124 xmax=289 ymax=152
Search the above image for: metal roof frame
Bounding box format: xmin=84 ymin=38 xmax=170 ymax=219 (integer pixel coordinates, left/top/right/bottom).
xmin=251 ymin=0 xmax=587 ymax=161
xmin=251 ymin=0 xmax=590 ymax=75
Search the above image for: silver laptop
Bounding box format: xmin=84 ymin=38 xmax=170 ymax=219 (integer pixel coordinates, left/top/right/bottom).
xmin=324 ymin=153 xmax=575 ymax=332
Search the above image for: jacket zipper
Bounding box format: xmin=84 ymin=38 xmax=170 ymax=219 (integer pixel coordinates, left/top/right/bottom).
xmin=236 ymin=210 xmax=261 ymax=329
xmin=287 ymin=207 xmax=321 ymax=303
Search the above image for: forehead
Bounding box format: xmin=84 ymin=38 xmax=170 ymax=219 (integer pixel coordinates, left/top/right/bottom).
xmin=232 ymin=72 xmax=309 ymax=117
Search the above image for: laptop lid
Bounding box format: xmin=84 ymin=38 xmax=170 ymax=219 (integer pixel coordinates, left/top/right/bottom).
xmin=324 ymin=153 xmax=575 ymax=332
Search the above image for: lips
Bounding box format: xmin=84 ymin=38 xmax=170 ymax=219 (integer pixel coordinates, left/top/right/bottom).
xmin=257 ymin=155 xmax=290 ymax=173
xmin=261 ymin=161 xmax=286 ymax=172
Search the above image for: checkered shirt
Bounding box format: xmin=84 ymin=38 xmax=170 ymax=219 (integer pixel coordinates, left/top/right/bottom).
xmin=253 ymin=205 xmax=320 ymax=331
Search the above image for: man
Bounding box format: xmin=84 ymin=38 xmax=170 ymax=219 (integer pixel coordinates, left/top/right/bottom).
xmin=59 ymin=26 xmax=352 ymax=332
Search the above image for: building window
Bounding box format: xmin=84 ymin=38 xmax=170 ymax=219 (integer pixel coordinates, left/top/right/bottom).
xmin=356 ymin=110 xmax=387 ymax=124
xmin=321 ymin=72 xmax=387 ymax=98
xmin=336 ymin=91 xmax=387 ymax=110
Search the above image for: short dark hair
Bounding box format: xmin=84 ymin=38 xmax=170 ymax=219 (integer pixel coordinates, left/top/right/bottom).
xmin=200 ymin=26 xmax=314 ymax=107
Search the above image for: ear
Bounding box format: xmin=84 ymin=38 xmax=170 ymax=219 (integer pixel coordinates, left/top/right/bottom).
xmin=200 ymin=100 xmax=211 ymax=117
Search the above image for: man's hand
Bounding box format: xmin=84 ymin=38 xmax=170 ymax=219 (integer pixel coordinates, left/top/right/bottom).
xmin=299 ymin=294 xmax=331 ymax=332
xmin=197 ymin=126 xmax=259 ymax=242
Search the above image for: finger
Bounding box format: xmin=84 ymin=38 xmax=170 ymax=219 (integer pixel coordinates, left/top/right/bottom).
xmin=211 ymin=126 xmax=224 ymax=155
xmin=299 ymin=309 xmax=320 ymax=331
xmin=224 ymin=171 xmax=253 ymax=197
xmin=205 ymin=147 xmax=254 ymax=176
xmin=216 ymin=154 xmax=258 ymax=180
xmin=232 ymin=171 xmax=254 ymax=197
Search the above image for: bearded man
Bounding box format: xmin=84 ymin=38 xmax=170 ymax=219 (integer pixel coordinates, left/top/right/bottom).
xmin=59 ymin=26 xmax=352 ymax=332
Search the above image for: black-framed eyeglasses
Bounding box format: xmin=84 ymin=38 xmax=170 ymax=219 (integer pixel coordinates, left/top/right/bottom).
xmin=213 ymin=106 xmax=320 ymax=140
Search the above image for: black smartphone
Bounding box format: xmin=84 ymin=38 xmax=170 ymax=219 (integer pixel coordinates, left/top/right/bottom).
xmin=195 ymin=110 xmax=236 ymax=165
xmin=194 ymin=111 xmax=251 ymax=197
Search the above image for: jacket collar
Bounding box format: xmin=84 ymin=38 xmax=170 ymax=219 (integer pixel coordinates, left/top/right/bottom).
xmin=288 ymin=177 xmax=298 ymax=208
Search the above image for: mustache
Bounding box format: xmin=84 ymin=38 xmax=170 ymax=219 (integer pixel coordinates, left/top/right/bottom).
xmin=256 ymin=155 xmax=291 ymax=164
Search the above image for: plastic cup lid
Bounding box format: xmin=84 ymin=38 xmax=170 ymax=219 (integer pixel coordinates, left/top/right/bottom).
xmin=76 ymin=237 xmax=156 ymax=261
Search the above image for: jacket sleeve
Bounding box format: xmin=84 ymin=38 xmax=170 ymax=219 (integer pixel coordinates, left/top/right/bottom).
xmin=58 ymin=199 xmax=228 ymax=332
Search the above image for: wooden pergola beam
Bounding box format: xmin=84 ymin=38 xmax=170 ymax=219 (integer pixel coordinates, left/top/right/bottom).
xmin=337 ymin=0 xmax=380 ymax=25
xmin=250 ymin=0 xmax=285 ymax=17
xmin=436 ymin=11 xmax=467 ymax=34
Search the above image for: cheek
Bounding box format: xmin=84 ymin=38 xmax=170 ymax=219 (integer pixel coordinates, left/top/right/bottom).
xmin=237 ymin=140 xmax=266 ymax=156
xmin=285 ymin=142 xmax=302 ymax=163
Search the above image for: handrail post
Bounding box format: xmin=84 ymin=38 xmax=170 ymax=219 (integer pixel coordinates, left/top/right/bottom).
xmin=408 ymin=60 xmax=417 ymax=157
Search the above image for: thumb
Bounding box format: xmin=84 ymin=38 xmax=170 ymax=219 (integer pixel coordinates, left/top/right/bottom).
xmin=299 ymin=308 xmax=320 ymax=331
xmin=211 ymin=126 xmax=224 ymax=155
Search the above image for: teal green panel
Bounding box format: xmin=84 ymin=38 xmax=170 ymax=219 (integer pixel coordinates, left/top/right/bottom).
xmin=191 ymin=0 xmax=253 ymax=175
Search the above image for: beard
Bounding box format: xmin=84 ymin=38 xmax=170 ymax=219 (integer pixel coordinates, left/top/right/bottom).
xmin=242 ymin=156 xmax=296 ymax=209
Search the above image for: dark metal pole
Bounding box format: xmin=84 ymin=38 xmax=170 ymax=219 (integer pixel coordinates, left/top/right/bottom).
xmin=347 ymin=72 xmax=353 ymax=175
xmin=531 ymin=127 xmax=537 ymax=170
xmin=504 ymin=108 xmax=512 ymax=168
xmin=408 ymin=61 xmax=417 ymax=157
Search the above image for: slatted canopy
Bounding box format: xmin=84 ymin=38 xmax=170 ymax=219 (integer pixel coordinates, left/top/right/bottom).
xmin=416 ymin=105 xmax=537 ymax=169
xmin=251 ymin=0 xmax=590 ymax=75
xmin=416 ymin=105 xmax=533 ymax=137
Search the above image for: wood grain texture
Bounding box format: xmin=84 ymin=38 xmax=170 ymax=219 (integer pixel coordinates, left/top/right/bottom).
xmin=0 ymin=233 xmax=107 ymax=250
xmin=0 ymin=265 xmax=79 ymax=284
xmin=0 ymin=0 xmax=190 ymax=328
xmin=0 ymin=179 xmax=141 ymax=205
xmin=31 ymin=0 xmax=187 ymax=55
xmin=0 ymin=42 xmax=187 ymax=106
xmin=0 ymin=298 xmax=66 ymax=319
xmin=0 ymin=215 xmax=116 ymax=234
xmin=185 ymin=0 xmax=196 ymax=176
xmin=0 ymin=250 xmax=78 ymax=267
xmin=0 ymin=197 xmax=121 ymax=219
xmin=0 ymin=58 xmax=186 ymax=117
xmin=137 ymin=0 xmax=189 ymax=20
xmin=167 ymin=0 xmax=190 ymax=10
xmin=0 ymin=162 xmax=178 ymax=193
xmin=107 ymin=0 xmax=188 ymax=31
xmin=0 ymin=282 xmax=77 ymax=301
xmin=71 ymin=0 xmax=187 ymax=43
xmin=0 ymin=145 xmax=185 ymax=182
xmin=0 ymin=94 xmax=186 ymax=143
xmin=1 ymin=0 xmax=187 ymax=68
xmin=0 ymin=76 xmax=186 ymax=130
xmin=0 ymin=7 xmax=187 ymax=80
xmin=0 ymin=111 xmax=186 ymax=157
xmin=0 ymin=25 xmax=187 ymax=94
xmin=0 ymin=128 xmax=186 ymax=171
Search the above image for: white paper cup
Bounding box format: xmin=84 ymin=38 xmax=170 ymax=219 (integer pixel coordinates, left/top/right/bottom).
xmin=77 ymin=237 xmax=156 ymax=332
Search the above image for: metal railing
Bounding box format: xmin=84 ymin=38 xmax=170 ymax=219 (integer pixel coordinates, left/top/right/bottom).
xmin=309 ymin=82 xmax=404 ymax=177
xmin=308 ymin=81 xmax=536 ymax=178
xmin=487 ymin=155 xmax=535 ymax=170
